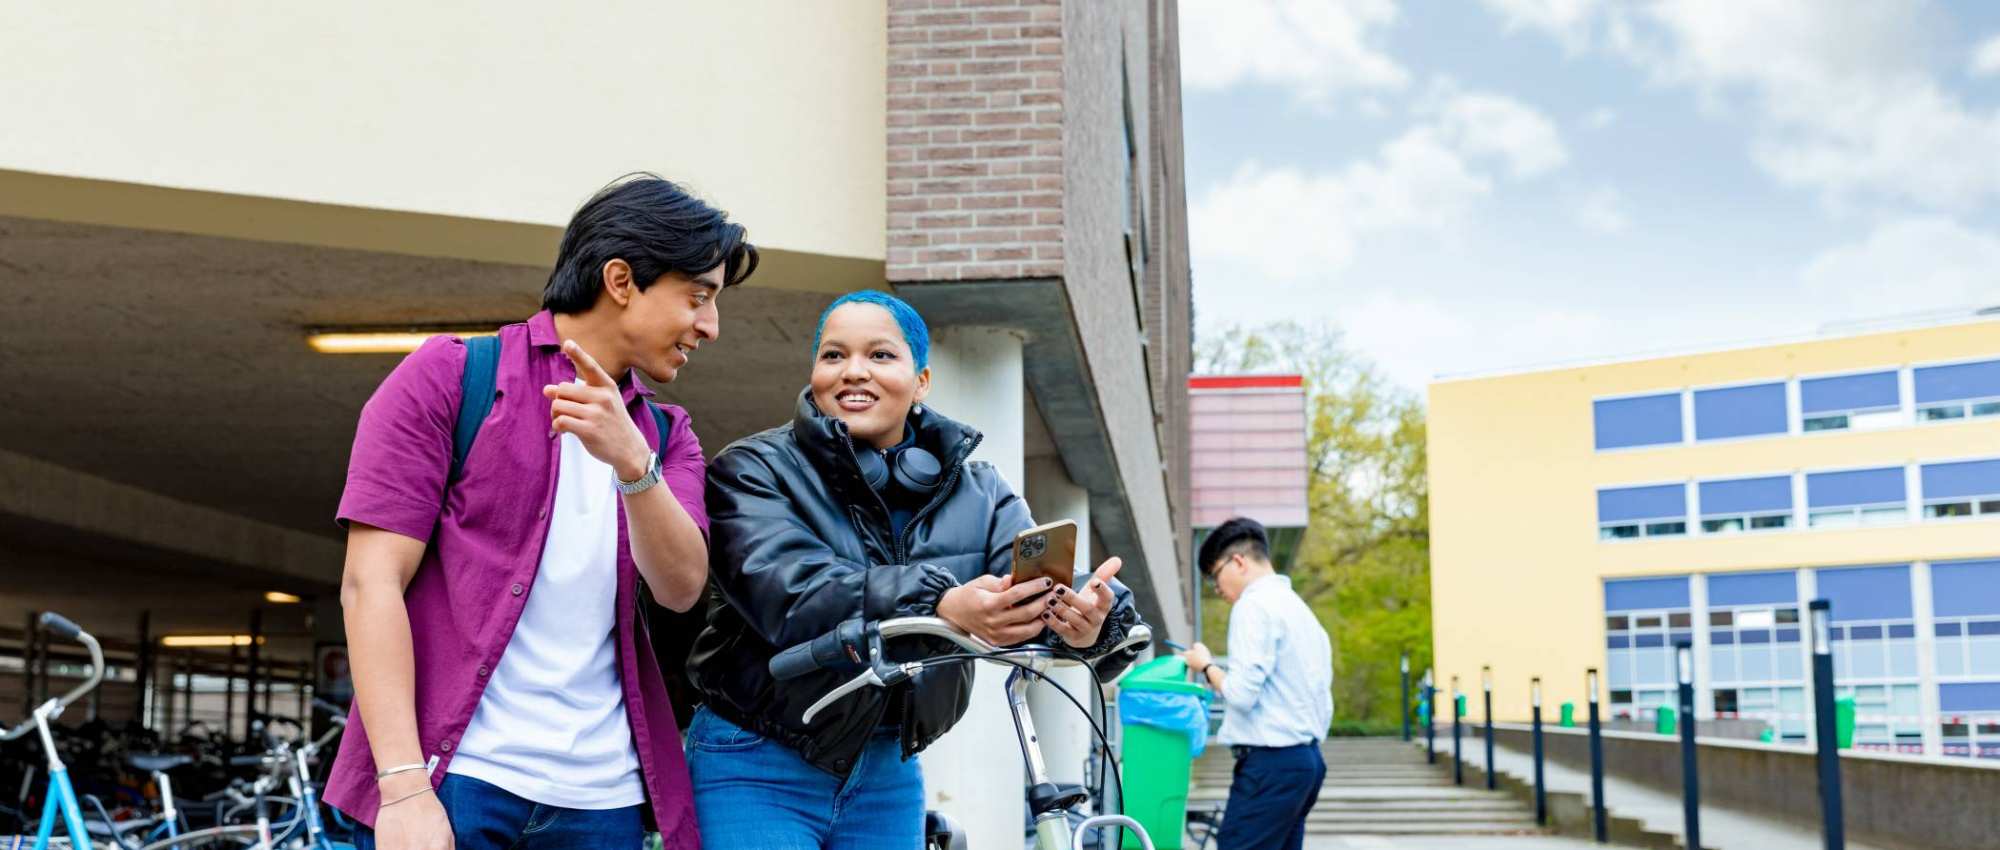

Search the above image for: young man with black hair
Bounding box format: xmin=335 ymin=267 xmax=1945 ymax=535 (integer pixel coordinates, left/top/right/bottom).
xmin=1180 ymin=517 xmax=1333 ymax=850
xmin=327 ymin=174 xmax=757 ymax=850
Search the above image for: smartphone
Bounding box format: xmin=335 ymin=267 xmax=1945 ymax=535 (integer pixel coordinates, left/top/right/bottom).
xmin=1011 ymin=519 xmax=1078 ymax=601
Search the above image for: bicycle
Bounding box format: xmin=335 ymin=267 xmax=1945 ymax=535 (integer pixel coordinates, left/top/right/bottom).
xmin=769 ymin=615 xmax=1160 ymax=850
xmin=2 ymin=612 xmax=107 ymax=850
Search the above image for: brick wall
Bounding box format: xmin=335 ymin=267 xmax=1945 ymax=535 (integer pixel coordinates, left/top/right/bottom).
xmin=886 ymin=0 xmax=1065 ymax=282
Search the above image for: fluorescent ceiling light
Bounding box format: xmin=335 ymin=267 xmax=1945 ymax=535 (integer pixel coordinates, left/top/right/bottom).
xmin=265 ymin=591 xmax=302 ymax=604
xmin=161 ymin=635 xmax=264 ymax=648
xmin=306 ymin=326 xmax=500 ymax=355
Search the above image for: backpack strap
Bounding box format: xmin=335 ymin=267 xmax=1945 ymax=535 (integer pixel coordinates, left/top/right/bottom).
xmin=451 ymin=335 xmax=503 ymax=481
xmin=648 ymin=403 xmax=673 ymax=463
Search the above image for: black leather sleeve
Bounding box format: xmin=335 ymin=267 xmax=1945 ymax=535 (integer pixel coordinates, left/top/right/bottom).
xmin=706 ymin=445 xmax=959 ymax=650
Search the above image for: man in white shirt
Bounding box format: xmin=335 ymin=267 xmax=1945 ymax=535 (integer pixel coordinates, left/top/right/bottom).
xmin=1181 ymin=517 xmax=1333 ymax=850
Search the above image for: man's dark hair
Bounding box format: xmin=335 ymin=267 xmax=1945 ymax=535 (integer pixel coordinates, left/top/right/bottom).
xmin=1198 ymin=516 xmax=1271 ymax=575
xmin=541 ymin=173 xmax=759 ymax=312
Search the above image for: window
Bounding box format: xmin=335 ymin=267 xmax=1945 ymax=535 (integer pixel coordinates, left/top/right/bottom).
xmin=1799 ymin=370 xmax=1901 ymax=432
xmin=1819 ymin=564 xmax=1922 ymax=752
xmin=1915 ymin=359 xmax=2000 ymax=422
xmin=1937 ymin=683 xmax=2000 ymax=760
xmin=1707 ymin=570 xmax=1807 ymax=739
xmin=1694 ymin=382 xmax=1787 ymax=441
xmin=1805 ymin=467 xmax=1907 ymax=527
xmin=1604 ymin=577 xmax=1692 ymax=721
xmin=1920 ymin=459 xmax=2000 ymax=520
xmin=1597 ymin=483 xmax=1688 ymax=540
xmin=1697 ymin=475 xmax=1793 ymax=534
xmin=1594 ymin=393 xmax=1683 ymax=450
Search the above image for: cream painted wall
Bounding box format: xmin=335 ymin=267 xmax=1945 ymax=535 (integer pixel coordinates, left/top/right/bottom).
xmin=0 ymin=1 xmax=885 ymax=261
xmin=1429 ymin=318 xmax=2000 ymax=721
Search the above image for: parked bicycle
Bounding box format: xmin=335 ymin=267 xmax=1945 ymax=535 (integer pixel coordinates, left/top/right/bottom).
xmin=769 ymin=615 xmax=1158 ymax=850
xmin=2 ymin=612 xmax=108 ymax=850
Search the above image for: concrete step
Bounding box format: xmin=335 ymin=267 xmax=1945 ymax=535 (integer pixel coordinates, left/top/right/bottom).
xmin=1309 ymin=800 xmax=1526 ymax=814
xmin=1304 ymin=821 xmax=1545 ymax=836
xmin=1188 ymin=786 xmax=1515 ymax=803
xmin=1307 ymin=810 xmax=1537 ymax=824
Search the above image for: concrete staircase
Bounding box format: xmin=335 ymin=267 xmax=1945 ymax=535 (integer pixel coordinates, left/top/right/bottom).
xmin=1187 ymin=737 xmax=1546 ymax=836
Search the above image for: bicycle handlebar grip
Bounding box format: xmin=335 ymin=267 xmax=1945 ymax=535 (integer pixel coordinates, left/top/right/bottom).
xmin=769 ymin=619 xmax=865 ymax=680
xmin=39 ymin=612 xmax=83 ymax=641
xmin=229 ymin=754 xmax=269 ymax=767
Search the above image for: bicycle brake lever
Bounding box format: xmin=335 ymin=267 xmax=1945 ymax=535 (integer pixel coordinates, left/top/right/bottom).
xmin=800 ymin=662 xmax=924 ymax=725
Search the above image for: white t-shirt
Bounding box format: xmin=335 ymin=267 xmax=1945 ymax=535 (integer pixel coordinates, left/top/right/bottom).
xmin=448 ymin=411 xmax=645 ymax=809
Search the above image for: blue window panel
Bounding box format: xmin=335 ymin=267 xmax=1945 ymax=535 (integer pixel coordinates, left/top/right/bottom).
xmin=1940 ymin=682 xmax=2000 ymax=713
xmin=1594 ymin=393 xmax=1684 ymax=449
xmin=1806 ymin=467 xmax=1906 ymax=508
xmin=1801 ymin=371 xmax=1899 ymax=413
xmin=1698 ymin=477 xmax=1793 ymax=517
xmin=1694 ymin=383 xmax=1788 ymax=441
xmin=1712 ymin=630 xmax=1736 ymax=645
xmin=1914 ymin=359 xmax=2000 ymax=404
xmin=1777 ymin=628 xmax=1801 ymax=643
xmin=1816 ymin=564 xmax=1913 ymax=622
xmin=1607 ymin=635 xmax=1630 ymax=649
xmin=1708 ymin=570 xmax=1798 ymax=606
xmin=1740 ymin=631 xmax=1771 ymax=644
xmin=1888 ymin=624 xmax=1915 ymax=639
xmin=1598 ymin=484 xmax=1687 ymax=523
xmin=1850 ymin=625 xmax=1883 ymax=640
xmin=1971 ymin=621 xmax=2000 ymax=637
xmin=1605 ymin=576 xmax=1691 ymax=611
xmin=1921 ymin=460 xmax=2000 ymax=501
xmin=1938 ymin=623 xmax=1964 ymax=637
xmin=1932 ymin=560 xmax=2000 ymax=618
xmin=1635 ymin=634 xmax=1664 ymax=648
xmin=1670 ymin=631 xmax=1692 ymax=645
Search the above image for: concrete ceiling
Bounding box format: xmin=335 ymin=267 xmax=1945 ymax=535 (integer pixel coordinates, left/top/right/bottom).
xmin=0 ymin=215 xmax=841 ymax=543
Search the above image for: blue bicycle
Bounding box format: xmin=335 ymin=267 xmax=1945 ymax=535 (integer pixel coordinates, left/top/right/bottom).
xmin=2 ymin=612 xmax=106 ymax=850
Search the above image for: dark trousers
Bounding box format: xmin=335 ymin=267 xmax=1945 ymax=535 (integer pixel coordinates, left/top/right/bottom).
xmin=1215 ymin=742 xmax=1325 ymax=850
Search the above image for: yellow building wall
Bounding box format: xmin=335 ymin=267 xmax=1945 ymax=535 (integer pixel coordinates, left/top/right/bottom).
xmin=0 ymin=1 xmax=888 ymax=264
xmin=1427 ymin=318 xmax=2000 ymax=721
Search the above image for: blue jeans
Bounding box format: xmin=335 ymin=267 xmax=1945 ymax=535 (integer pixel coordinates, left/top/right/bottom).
xmin=354 ymin=774 xmax=643 ymax=850
xmin=686 ymin=706 xmax=925 ymax=850
xmin=1215 ymin=743 xmax=1325 ymax=850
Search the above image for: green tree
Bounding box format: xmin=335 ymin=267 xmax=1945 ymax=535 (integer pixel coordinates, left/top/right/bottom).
xmin=1196 ymin=322 xmax=1430 ymax=731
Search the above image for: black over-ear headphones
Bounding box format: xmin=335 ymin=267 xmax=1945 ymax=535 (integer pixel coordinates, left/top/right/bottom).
xmin=855 ymin=444 xmax=944 ymax=497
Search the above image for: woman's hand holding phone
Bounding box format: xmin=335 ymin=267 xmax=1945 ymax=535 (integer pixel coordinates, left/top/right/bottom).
xmin=1046 ymin=557 xmax=1122 ymax=648
xmin=939 ymin=574 xmax=1053 ymax=646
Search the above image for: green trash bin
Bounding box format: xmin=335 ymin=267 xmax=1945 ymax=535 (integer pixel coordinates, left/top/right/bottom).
xmin=1836 ymin=696 xmax=1856 ymax=748
xmin=1559 ymin=702 xmax=1575 ymax=728
xmin=1656 ymin=703 xmax=1677 ymax=735
xmin=1118 ymin=656 xmax=1211 ymax=850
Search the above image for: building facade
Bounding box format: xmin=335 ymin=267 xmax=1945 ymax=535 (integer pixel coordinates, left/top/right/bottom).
xmin=1429 ymin=314 xmax=2000 ymax=759
xmin=0 ymin=1 xmax=1194 ymax=844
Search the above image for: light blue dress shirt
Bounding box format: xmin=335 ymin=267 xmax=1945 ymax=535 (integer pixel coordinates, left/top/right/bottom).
xmin=1215 ymin=574 xmax=1334 ymax=747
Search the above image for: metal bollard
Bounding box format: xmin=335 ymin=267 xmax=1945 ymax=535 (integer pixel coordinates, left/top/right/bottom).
xmin=1531 ymin=676 xmax=1546 ymax=826
xmin=1424 ymin=669 xmax=1436 ymax=765
xmin=1809 ymin=599 xmax=1845 ymax=850
xmin=1401 ymin=652 xmax=1412 ymax=742
xmin=1675 ymin=640 xmax=1702 ymax=850
xmin=1587 ymin=667 xmax=1607 ymax=844
xmin=1452 ymin=676 xmax=1464 ymax=786
xmin=1482 ymin=665 xmax=1496 ymax=791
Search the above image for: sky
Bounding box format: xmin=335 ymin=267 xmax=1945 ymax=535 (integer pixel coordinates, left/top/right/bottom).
xmin=1178 ymin=0 xmax=2000 ymax=393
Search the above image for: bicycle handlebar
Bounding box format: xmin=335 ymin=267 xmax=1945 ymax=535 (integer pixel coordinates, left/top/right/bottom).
xmin=2 ymin=611 xmax=106 ymax=741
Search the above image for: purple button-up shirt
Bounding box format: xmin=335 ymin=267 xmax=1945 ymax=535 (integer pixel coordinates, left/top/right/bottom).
xmin=325 ymin=311 xmax=707 ymax=848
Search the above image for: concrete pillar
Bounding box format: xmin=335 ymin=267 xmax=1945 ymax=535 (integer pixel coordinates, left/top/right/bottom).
xmin=1911 ymin=561 xmax=1942 ymax=756
xmin=1689 ymin=574 xmax=1711 ymax=721
xmin=922 ymin=327 xmax=1026 ymax=849
xmin=1026 ymin=455 xmax=1094 ymax=787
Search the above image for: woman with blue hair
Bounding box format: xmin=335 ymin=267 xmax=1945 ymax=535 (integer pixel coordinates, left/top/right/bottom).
xmin=682 ymin=291 xmax=1145 ymax=847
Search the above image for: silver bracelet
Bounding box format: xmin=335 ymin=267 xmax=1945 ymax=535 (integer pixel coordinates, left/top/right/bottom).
xmin=375 ymin=762 xmax=428 ymax=781
xmin=379 ymin=785 xmax=434 ymax=810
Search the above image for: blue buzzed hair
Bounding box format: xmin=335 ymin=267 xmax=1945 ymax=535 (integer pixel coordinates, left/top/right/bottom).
xmin=813 ymin=290 xmax=931 ymax=371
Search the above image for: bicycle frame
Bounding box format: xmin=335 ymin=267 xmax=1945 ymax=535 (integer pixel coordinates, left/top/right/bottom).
xmin=26 ymin=699 xmax=95 ymax=850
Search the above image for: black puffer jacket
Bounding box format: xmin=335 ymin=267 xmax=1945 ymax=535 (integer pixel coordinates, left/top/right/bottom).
xmin=686 ymin=390 xmax=1144 ymax=776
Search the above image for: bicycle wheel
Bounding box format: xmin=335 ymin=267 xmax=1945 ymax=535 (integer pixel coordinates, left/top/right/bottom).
xmin=134 ymin=822 xmax=265 ymax=849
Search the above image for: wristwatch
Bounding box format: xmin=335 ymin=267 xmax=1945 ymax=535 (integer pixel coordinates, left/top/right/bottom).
xmin=616 ymin=451 xmax=661 ymax=495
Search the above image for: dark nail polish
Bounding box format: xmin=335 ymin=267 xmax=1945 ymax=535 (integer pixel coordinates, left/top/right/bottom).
xmin=1055 ymin=586 xmax=1067 ymax=595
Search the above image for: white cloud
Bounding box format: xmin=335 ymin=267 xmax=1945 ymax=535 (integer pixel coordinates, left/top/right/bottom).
xmin=1800 ymin=217 xmax=2000 ymax=317
xmin=1972 ymin=33 xmax=2000 ymax=77
xmin=1571 ymin=185 xmax=1629 ymax=233
xmin=1179 ymin=0 xmax=1407 ymax=100
xmin=1189 ymin=91 xmax=1565 ymax=282
xmin=1480 ymin=0 xmax=2000 ymax=210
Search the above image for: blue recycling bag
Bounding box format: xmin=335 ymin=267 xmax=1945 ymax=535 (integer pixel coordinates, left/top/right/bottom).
xmin=1118 ymin=688 xmax=1213 ymax=758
